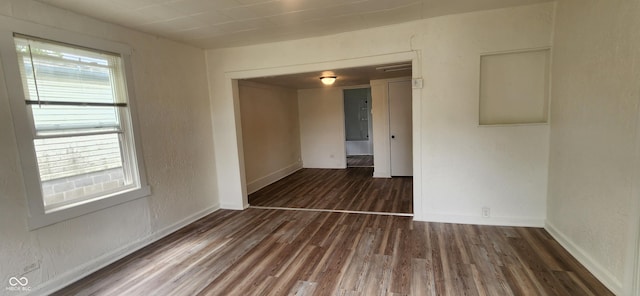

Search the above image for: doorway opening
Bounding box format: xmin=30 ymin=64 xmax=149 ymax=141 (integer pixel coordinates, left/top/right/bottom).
xmin=228 ymin=55 xmax=419 ymax=216
xmin=344 ymin=88 xmax=374 ymax=168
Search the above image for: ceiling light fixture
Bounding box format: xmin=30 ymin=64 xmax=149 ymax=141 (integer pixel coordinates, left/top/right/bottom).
xmin=320 ymin=76 xmax=337 ymax=85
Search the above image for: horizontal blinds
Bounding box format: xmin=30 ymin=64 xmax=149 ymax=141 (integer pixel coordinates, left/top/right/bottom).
xmin=14 ymin=36 xmax=128 ymax=135
xmin=31 ymin=105 xmax=121 ymax=133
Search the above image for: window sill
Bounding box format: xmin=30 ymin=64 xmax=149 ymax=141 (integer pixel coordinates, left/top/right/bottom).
xmin=28 ymin=185 xmax=151 ymax=230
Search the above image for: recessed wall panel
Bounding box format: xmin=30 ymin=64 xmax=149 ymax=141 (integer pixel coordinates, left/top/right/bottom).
xmin=479 ymin=49 xmax=550 ymax=125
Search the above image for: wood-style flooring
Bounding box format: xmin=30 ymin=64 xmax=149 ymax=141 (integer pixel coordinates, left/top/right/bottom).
xmin=54 ymin=208 xmax=613 ymax=296
xmin=249 ymin=167 xmax=412 ymax=214
xmin=347 ymin=155 xmax=373 ymax=167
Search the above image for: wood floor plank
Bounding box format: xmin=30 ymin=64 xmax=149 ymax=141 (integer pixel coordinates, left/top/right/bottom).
xmin=338 ymin=228 xmax=376 ymax=292
xmin=54 ymin=209 xmax=614 ymax=296
xmin=266 ymin=245 xmax=320 ymax=296
xmin=249 ymin=168 xmax=413 ymax=214
xmin=390 ymin=228 xmax=412 ymax=294
xmin=347 ymin=155 xmax=374 ymax=167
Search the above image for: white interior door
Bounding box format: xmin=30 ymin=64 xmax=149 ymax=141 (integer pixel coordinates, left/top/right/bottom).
xmin=389 ymin=80 xmax=412 ymax=176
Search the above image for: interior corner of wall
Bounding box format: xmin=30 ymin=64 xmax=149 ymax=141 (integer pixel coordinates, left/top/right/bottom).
xmin=544 ymin=221 xmax=623 ymax=295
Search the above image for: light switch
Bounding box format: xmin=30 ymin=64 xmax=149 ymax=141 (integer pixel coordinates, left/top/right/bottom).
xmin=412 ymin=78 xmax=423 ymax=89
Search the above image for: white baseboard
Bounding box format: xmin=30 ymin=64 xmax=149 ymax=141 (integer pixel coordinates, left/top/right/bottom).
xmin=417 ymin=212 xmax=545 ymax=227
xmin=29 ymin=203 xmax=220 ymax=296
xmin=246 ymin=161 xmax=302 ymax=194
xmin=220 ymin=202 xmax=249 ymax=210
xmin=373 ymin=171 xmax=391 ymax=178
xmin=545 ymin=222 xmax=622 ymax=295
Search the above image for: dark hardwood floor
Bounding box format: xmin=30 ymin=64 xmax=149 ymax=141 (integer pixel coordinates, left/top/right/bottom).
xmin=54 ymin=208 xmax=613 ymax=296
xmin=347 ymin=155 xmax=373 ymax=167
xmin=249 ymin=167 xmax=412 ymax=214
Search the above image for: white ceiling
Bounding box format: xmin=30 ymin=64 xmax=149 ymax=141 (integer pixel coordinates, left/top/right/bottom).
xmin=37 ymin=0 xmax=553 ymax=49
xmin=245 ymin=62 xmax=412 ymax=89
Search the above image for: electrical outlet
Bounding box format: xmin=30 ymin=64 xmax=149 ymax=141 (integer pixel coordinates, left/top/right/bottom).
xmin=23 ymin=261 xmax=40 ymax=273
xmin=482 ymin=207 xmax=490 ymax=218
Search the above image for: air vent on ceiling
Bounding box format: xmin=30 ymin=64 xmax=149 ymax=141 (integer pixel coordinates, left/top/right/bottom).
xmin=375 ymin=63 xmax=412 ymax=72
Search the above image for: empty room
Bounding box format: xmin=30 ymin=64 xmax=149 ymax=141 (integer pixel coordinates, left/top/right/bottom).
xmin=0 ymin=0 xmax=638 ymax=295
xmin=239 ymin=66 xmax=413 ymax=215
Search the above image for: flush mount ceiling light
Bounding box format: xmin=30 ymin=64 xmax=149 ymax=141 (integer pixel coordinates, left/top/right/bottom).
xmin=320 ymin=76 xmax=337 ymax=85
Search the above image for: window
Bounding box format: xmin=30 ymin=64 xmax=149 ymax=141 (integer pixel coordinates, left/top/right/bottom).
xmin=5 ymin=33 xmax=149 ymax=229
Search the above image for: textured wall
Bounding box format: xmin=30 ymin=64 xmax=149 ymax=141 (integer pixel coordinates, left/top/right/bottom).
xmin=238 ymin=81 xmax=301 ymax=194
xmin=206 ymin=3 xmax=554 ymax=225
xmin=546 ymin=0 xmax=640 ymax=293
xmin=0 ymin=0 xmax=218 ymax=294
xmin=298 ymin=88 xmax=347 ymax=169
xmin=417 ymin=2 xmax=552 ymax=226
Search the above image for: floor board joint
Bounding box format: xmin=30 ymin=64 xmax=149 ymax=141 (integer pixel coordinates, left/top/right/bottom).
xmin=249 ymin=205 xmax=414 ymax=217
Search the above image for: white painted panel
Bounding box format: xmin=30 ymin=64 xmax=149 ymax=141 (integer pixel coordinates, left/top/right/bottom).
xmin=389 ymin=80 xmax=412 ymax=176
xmin=370 ymin=78 xmax=394 ymax=178
xmin=479 ymin=49 xmax=550 ymax=125
xmin=298 ymin=88 xmax=346 ymax=169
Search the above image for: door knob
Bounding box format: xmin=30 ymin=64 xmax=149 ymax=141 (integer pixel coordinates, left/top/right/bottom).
xmin=391 ymin=135 xmax=395 ymax=139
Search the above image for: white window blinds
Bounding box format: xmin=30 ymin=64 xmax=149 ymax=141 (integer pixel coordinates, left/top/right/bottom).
xmin=14 ymin=35 xmax=128 ymax=135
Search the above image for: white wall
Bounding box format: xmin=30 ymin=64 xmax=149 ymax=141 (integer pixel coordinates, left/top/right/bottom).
xmin=546 ymin=0 xmax=640 ymax=294
xmin=238 ymin=81 xmax=301 ymax=194
xmin=205 ymin=3 xmax=554 ymax=225
xmin=418 ymin=4 xmax=552 ymax=226
xmin=298 ymin=87 xmax=347 ymax=169
xmin=0 ymin=1 xmax=218 ymax=294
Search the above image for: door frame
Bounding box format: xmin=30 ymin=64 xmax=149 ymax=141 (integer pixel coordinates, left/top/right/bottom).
xmin=342 ymin=85 xmax=374 ymax=166
xmin=221 ymin=51 xmax=423 ymax=218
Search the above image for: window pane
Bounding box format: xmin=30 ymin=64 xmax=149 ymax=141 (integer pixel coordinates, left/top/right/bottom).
xmin=15 ymin=37 xmax=127 ymax=105
xmin=19 ymin=56 xmax=118 ymax=104
xmin=35 ymin=133 xmax=131 ymax=207
xmin=13 ymin=35 xmax=142 ymax=217
xmin=31 ymin=104 xmax=120 ymax=133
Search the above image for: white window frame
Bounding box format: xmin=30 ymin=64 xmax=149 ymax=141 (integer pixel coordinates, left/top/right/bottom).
xmin=0 ymin=17 xmax=150 ymax=230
